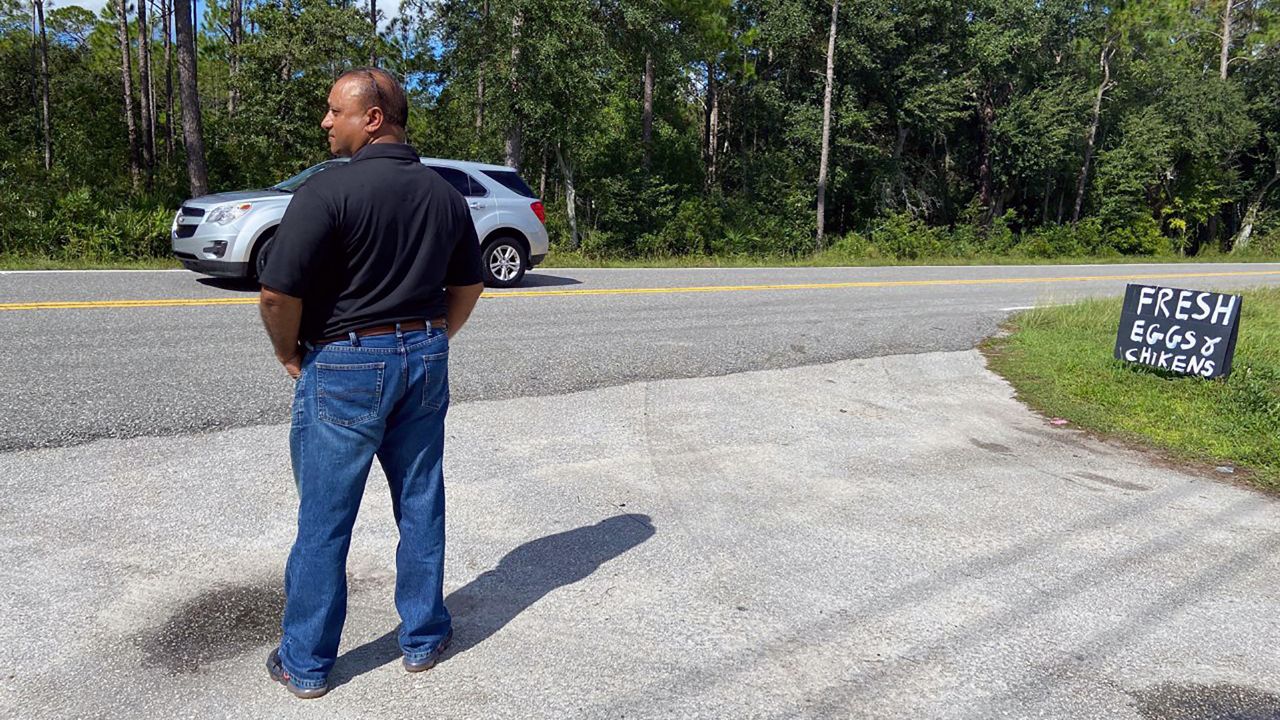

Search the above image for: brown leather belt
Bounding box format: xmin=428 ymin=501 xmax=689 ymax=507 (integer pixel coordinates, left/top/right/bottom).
xmin=313 ymin=318 xmax=447 ymax=345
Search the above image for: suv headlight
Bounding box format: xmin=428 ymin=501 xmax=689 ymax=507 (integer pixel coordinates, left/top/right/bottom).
xmin=206 ymin=203 xmax=254 ymax=225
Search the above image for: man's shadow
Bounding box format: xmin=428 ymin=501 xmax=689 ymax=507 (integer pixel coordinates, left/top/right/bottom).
xmin=330 ymin=513 xmax=655 ymax=687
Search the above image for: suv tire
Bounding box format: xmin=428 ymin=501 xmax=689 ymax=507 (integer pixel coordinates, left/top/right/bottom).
xmin=251 ymin=230 xmax=277 ymax=282
xmin=482 ymin=237 xmax=527 ymax=288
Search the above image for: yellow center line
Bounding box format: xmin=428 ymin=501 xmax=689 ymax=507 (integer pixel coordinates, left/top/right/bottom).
xmin=1 ymin=269 xmax=1278 ymax=311
xmin=0 ymin=297 xmax=261 ymax=311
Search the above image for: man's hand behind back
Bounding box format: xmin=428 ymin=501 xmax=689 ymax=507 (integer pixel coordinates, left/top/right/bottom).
xmin=260 ymin=286 xmax=305 ymax=378
xmin=444 ymin=283 xmax=485 ymax=339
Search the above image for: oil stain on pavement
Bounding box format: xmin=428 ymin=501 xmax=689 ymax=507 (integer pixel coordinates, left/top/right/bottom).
xmin=135 ymin=580 xmax=287 ymax=674
xmin=1132 ymin=682 xmax=1280 ymax=720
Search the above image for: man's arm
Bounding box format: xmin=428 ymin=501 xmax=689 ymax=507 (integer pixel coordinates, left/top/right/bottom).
xmin=444 ymin=283 xmax=484 ymax=339
xmin=259 ymin=286 xmax=304 ymax=378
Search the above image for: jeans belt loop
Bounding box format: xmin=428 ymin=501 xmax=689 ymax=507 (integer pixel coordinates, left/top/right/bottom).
xmin=395 ymin=322 xmax=404 ymax=340
xmin=348 ymin=331 xmax=360 ymax=347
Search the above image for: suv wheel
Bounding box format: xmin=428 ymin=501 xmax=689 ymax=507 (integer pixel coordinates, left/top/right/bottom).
xmin=251 ymin=231 xmax=277 ymax=281
xmin=482 ymin=237 xmax=527 ymax=288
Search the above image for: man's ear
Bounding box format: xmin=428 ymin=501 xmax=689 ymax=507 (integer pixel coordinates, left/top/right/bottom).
xmin=364 ymin=106 xmax=385 ymax=134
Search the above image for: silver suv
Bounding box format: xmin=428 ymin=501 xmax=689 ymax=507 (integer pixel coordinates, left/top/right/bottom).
xmin=171 ymin=157 xmax=549 ymax=287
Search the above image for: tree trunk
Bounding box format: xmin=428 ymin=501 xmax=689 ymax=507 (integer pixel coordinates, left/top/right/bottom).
xmin=505 ymin=8 xmax=523 ymax=170
xmin=704 ymin=62 xmax=718 ymax=189
xmin=555 ymin=144 xmax=579 ymax=249
xmin=174 ymin=0 xmax=208 ymax=196
xmin=117 ymin=0 xmax=141 ymax=189
xmin=1232 ymin=154 xmax=1280 ymax=252
xmin=976 ymin=92 xmax=995 ymax=221
xmin=505 ymin=126 xmax=523 ymax=171
xmin=942 ymin=134 xmax=953 ymax=220
xmin=475 ymin=0 xmax=486 ymax=132
xmin=148 ymin=0 xmax=158 ymax=152
xmin=28 ymin=2 xmax=39 ymax=147
xmin=815 ymin=0 xmax=839 ymax=250
xmin=1220 ymin=0 xmax=1233 ymax=80
xmin=642 ymin=50 xmax=653 ymax=169
xmin=162 ymin=0 xmax=173 ymax=159
xmin=33 ymin=0 xmax=52 ymax=170
xmin=1073 ymin=43 xmax=1113 ymax=223
xmin=137 ymin=0 xmax=155 ymax=172
xmin=888 ymin=121 xmax=907 ymax=211
xmin=720 ymin=96 xmax=730 ymax=159
xmin=369 ymin=0 xmax=377 ymax=66
xmin=892 ymin=125 xmax=907 ymax=173
xmin=539 ymin=147 xmax=547 ymax=199
xmin=993 ymin=186 xmax=1012 ymax=220
xmin=228 ymin=0 xmax=241 ymax=114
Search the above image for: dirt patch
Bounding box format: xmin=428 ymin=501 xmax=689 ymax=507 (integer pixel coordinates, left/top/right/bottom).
xmin=970 ymin=438 xmax=1013 ymax=454
xmin=1073 ymin=471 xmax=1151 ymax=492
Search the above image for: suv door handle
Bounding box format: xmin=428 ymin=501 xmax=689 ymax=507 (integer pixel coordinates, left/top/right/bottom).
xmin=468 ymin=201 xmax=486 ymax=209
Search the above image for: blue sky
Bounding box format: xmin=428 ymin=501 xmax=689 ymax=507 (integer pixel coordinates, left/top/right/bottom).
xmin=52 ymin=0 xmax=403 ymax=29
xmin=53 ymin=0 xmax=207 ymax=27
xmin=53 ymin=0 xmax=114 ymax=14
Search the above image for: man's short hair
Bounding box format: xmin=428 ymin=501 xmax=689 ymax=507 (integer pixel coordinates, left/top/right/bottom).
xmin=339 ymin=67 xmax=409 ymax=130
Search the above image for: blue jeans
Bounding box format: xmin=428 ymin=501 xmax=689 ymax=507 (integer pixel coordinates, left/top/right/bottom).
xmin=277 ymin=326 xmax=452 ymax=688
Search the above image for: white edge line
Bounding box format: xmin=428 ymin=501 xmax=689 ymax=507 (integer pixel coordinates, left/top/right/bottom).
xmin=0 ymin=269 xmax=188 ymax=275
xmin=1000 ymin=303 xmax=1072 ymax=312
xmin=545 ymin=262 xmax=1280 ymax=271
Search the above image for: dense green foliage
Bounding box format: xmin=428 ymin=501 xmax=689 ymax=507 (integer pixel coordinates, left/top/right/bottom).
xmin=985 ymin=288 xmax=1280 ymax=490
xmin=3 ymin=0 xmax=1280 ymax=261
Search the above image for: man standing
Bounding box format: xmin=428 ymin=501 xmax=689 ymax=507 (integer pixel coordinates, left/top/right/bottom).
xmin=257 ymin=67 xmax=486 ymax=699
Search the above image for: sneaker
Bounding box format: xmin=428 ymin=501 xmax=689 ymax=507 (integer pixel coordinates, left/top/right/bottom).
xmin=266 ymin=648 xmax=329 ymax=699
xmin=402 ymin=630 xmax=453 ymax=673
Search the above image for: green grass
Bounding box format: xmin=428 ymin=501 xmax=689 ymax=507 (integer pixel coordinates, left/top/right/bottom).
xmin=984 ymin=287 xmax=1280 ymax=491
xmin=0 ymin=254 xmax=182 ymax=271
xmin=538 ymin=249 xmax=1280 ymax=269
xmin=1 ymin=247 xmax=1277 ymax=271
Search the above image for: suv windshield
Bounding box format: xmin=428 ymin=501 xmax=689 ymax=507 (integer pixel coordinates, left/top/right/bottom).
xmin=272 ymin=160 xmax=347 ymax=192
xmin=481 ymin=169 xmax=537 ymax=198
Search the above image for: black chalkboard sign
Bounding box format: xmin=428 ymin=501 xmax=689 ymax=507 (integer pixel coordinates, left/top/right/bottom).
xmin=1114 ymin=284 xmax=1242 ymax=379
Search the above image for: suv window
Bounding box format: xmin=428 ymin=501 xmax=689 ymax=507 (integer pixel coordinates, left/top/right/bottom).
xmin=272 ymin=160 xmax=346 ymax=192
xmin=481 ymin=169 xmax=537 ymax=198
xmin=427 ymin=166 xmax=487 ymax=197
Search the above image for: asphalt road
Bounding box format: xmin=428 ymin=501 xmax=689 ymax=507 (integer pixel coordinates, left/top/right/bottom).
xmin=4 ymin=262 xmax=1280 ymax=719
xmin=2 ymin=262 xmax=1279 ymax=451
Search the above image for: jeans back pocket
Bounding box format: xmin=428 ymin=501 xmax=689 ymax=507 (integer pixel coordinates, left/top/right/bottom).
xmin=422 ymin=351 xmax=449 ymax=412
xmin=316 ymin=361 xmax=386 ymax=427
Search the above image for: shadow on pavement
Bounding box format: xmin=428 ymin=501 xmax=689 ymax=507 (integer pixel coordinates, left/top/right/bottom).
xmin=329 ymin=513 xmax=655 ymax=688
xmin=195 ymin=273 xmax=581 ymax=293
xmin=515 ymin=273 xmax=582 ymax=288
xmin=197 ymin=276 xmax=259 ymax=293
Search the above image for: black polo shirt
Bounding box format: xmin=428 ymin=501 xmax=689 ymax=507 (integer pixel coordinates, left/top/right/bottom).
xmin=259 ymin=143 xmax=484 ymax=341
